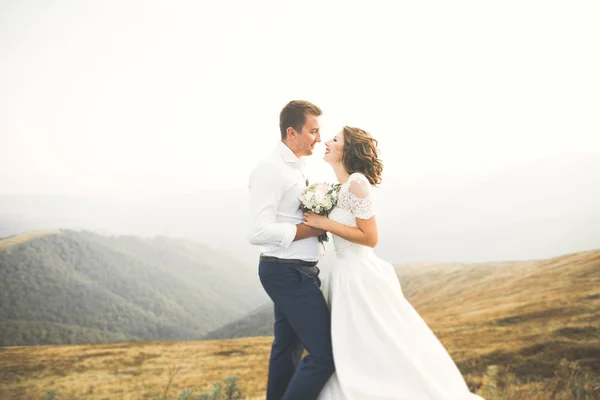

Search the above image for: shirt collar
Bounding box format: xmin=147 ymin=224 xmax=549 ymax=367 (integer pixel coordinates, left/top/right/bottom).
xmin=278 ymin=141 xmax=304 ymax=165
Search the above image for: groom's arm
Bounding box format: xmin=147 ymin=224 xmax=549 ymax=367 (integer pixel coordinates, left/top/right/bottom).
xmin=247 ymin=163 xmax=323 ymax=247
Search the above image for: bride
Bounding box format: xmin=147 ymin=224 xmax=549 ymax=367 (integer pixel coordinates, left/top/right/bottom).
xmin=303 ymin=126 xmax=484 ymax=400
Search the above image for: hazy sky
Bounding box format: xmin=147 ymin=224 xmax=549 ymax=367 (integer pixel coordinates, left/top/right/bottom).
xmin=1 ymin=1 xmax=599 ymax=198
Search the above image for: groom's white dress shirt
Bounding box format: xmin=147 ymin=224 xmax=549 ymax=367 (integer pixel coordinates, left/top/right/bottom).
xmin=247 ymin=142 xmax=320 ymax=262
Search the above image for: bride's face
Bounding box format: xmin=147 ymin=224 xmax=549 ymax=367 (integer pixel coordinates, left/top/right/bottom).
xmin=324 ymin=131 xmax=344 ymax=164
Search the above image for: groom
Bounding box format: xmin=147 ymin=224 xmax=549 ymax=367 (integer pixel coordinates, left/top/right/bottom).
xmin=247 ymin=100 xmax=335 ymax=400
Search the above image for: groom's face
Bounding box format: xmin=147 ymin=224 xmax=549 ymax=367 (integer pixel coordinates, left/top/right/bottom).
xmin=296 ymin=114 xmax=321 ymax=157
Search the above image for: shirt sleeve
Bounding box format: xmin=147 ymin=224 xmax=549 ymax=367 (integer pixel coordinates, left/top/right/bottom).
xmin=247 ymin=162 xmax=297 ymax=247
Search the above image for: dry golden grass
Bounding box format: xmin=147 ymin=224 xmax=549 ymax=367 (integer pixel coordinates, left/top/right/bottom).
xmin=0 ymin=231 xmax=59 ymax=250
xmin=0 ymin=338 xmax=271 ymax=399
xmin=0 ymin=249 xmax=598 ymax=399
xmin=396 ymin=249 xmax=600 ymax=393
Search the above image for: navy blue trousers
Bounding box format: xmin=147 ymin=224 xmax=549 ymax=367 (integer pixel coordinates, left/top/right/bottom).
xmin=259 ymin=260 xmax=335 ymax=400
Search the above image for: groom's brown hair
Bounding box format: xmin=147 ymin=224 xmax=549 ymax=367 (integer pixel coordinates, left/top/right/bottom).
xmin=280 ymin=100 xmax=322 ymax=140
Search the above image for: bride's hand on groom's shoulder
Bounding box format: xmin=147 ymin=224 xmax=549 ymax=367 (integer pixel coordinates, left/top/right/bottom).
xmin=303 ymin=212 xmax=328 ymax=230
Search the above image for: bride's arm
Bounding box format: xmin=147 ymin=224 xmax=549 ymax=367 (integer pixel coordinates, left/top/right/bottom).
xmin=304 ymin=173 xmax=378 ymax=247
xmin=320 ymin=215 xmax=379 ymax=248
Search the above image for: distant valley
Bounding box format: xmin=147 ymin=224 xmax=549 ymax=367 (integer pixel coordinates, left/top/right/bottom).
xmin=0 ymin=230 xmax=267 ymax=346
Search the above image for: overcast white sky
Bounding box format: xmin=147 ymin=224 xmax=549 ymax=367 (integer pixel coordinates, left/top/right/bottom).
xmin=1 ymin=0 xmax=599 ymax=198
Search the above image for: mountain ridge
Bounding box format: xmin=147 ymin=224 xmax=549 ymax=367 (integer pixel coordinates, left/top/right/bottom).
xmin=0 ymin=230 xmax=266 ymax=346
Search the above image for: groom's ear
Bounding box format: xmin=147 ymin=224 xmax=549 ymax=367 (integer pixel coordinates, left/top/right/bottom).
xmin=286 ymin=126 xmax=297 ymax=139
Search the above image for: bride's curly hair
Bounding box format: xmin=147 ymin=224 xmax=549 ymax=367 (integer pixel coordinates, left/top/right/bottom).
xmin=342 ymin=126 xmax=383 ymax=186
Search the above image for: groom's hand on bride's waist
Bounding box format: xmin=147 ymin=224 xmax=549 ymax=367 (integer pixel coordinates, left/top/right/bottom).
xmin=293 ymin=224 xmax=326 ymax=241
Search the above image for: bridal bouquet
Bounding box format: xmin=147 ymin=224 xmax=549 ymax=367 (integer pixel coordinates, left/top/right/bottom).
xmin=299 ymin=182 xmax=341 ymax=242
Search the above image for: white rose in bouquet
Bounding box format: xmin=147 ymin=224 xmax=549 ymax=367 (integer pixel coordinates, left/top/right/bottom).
xmin=299 ymin=182 xmax=342 ymax=242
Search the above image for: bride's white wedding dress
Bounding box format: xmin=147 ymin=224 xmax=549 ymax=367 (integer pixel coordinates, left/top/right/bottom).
xmin=318 ymin=173 xmax=484 ymax=400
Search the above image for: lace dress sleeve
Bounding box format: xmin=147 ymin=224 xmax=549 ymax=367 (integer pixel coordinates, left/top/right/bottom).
xmin=347 ymin=173 xmax=375 ymax=220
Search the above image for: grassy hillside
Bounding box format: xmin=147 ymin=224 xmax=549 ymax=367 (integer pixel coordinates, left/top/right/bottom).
xmin=0 ymin=231 xmax=58 ymax=249
xmin=0 ymin=249 xmax=598 ymax=399
xmin=395 ymin=250 xmax=600 ymax=382
xmin=206 ymin=249 xmax=600 ymax=395
xmin=0 ymin=338 xmax=272 ymax=400
xmin=0 ymin=230 xmax=265 ymax=346
xmin=204 ymin=304 xmax=273 ymax=340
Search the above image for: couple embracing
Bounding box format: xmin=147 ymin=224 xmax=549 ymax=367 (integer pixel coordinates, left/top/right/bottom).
xmin=247 ymin=100 xmax=484 ymax=400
